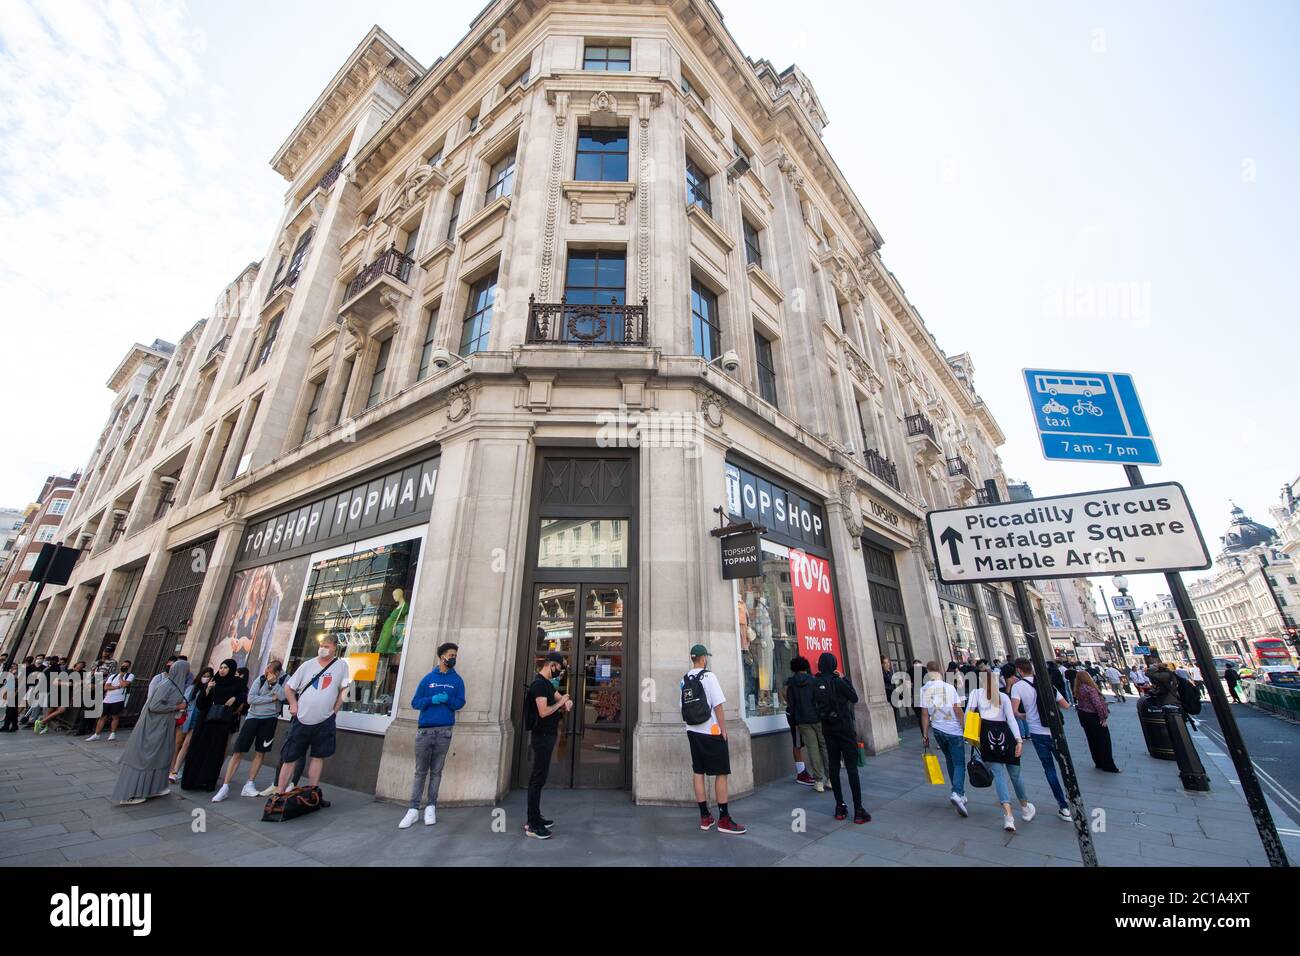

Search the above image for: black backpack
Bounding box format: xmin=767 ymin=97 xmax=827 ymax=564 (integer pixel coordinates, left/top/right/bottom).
xmin=812 ymin=672 xmax=839 ymax=721
xmin=1176 ymin=675 xmax=1203 ymax=715
xmin=681 ymin=670 xmax=713 ymax=725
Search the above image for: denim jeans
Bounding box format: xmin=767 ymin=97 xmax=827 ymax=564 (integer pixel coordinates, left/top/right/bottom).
xmin=1030 ymin=733 xmax=1068 ymax=809
xmin=409 ymin=726 xmax=453 ymax=809
xmin=932 ymin=729 xmax=966 ymax=797
xmin=990 ymin=760 xmax=1027 ymax=805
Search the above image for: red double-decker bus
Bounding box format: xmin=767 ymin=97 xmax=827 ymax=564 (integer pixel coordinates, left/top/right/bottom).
xmin=1251 ymin=637 xmax=1295 ymax=667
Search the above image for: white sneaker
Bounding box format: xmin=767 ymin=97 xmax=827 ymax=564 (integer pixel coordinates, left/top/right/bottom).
xmin=85 ymin=734 xmax=100 ymax=741
xmin=240 ymin=782 xmax=260 ymax=798
xmin=108 ymin=732 xmax=117 ymax=741
xmin=950 ymin=792 xmax=969 ymax=817
xmin=424 ymin=805 xmax=436 ymax=826
xmin=211 ymin=784 xmax=229 ymax=803
xmin=399 ymin=808 xmax=420 ymax=830
xmin=1003 ymin=814 xmax=1017 ymax=832
xmin=1057 ymin=807 xmax=1072 ymax=821
xmin=813 ymin=781 xmax=825 ymax=793
xmin=1021 ymin=802 xmax=1037 ymax=822
xmin=258 ymin=785 xmax=279 ymax=797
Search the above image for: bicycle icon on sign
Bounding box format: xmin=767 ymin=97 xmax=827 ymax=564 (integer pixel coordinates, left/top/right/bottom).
xmin=1072 ymin=399 xmax=1104 ymax=417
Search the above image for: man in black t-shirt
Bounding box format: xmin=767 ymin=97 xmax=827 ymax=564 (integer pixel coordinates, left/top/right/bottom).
xmin=525 ymin=652 xmax=572 ymax=840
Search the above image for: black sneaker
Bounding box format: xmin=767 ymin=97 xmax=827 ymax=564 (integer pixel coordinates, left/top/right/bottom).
xmin=524 ymin=823 xmax=552 ymax=840
xmin=540 ymin=817 xmax=554 ymax=827
xmin=853 ymin=807 xmax=871 ymax=825
xmin=834 ymin=803 xmax=848 ymax=821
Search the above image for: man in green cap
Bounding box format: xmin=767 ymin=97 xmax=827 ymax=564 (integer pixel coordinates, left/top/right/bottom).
xmin=680 ymin=644 xmax=746 ymax=834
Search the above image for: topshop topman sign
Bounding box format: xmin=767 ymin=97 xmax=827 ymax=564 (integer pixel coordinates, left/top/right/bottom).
xmin=925 ymin=482 xmax=1211 ymax=585
xmin=236 ymin=456 xmax=440 ymax=568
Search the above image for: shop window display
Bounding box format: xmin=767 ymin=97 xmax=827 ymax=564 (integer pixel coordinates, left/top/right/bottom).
xmin=285 ymin=536 xmax=422 ymax=720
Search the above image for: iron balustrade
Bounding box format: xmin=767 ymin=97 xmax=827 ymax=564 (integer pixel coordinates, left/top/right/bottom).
xmin=316 ymin=156 xmax=345 ymax=193
xmin=946 ymin=456 xmax=972 ymax=480
xmin=526 ymin=295 xmax=648 ymax=346
xmin=345 ymin=246 xmax=414 ymax=301
xmin=863 ymin=447 xmax=900 ymax=490
xmin=975 ymin=488 xmax=994 ymax=505
xmin=206 ymin=334 xmax=230 ymax=363
xmin=905 ymin=412 xmax=937 ymax=441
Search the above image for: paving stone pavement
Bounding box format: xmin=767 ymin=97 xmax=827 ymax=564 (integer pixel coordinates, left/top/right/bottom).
xmin=1 ymin=695 xmax=1296 ymax=867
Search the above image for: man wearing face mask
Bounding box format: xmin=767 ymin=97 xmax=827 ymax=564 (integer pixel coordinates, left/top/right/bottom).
xmin=524 ymin=651 xmax=573 ymax=840
xmin=275 ymin=634 xmax=351 ymax=795
xmin=86 ymin=660 xmax=135 ymax=742
xmin=399 ymin=642 xmax=466 ymax=829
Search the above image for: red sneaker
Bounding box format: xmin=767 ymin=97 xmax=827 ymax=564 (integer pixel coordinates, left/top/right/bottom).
xmin=717 ymin=816 xmax=747 ymax=834
xmin=699 ymin=813 xmax=715 ymax=831
xmin=795 ymin=771 xmax=816 ymax=786
xmin=834 ymin=803 xmax=848 ymax=821
xmin=853 ymin=807 xmax=871 ymax=825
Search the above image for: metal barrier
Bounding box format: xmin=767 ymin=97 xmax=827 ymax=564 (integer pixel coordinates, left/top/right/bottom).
xmin=1253 ymin=683 xmax=1300 ymax=719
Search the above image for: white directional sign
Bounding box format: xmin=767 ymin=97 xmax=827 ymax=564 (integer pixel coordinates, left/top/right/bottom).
xmin=926 ymin=482 xmax=1211 ymax=584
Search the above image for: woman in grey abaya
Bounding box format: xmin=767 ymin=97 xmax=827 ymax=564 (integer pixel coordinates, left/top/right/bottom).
xmin=112 ymin=659 xmax=190 ymax=805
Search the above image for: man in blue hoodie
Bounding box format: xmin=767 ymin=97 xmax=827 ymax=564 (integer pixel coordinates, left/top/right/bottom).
xmin=399 ymin=642 xmax=465 ymax=829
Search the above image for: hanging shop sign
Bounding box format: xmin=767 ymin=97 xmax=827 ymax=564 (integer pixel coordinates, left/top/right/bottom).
xmin=720 ymin=531 xmax=763 ymax=580
xmin=235 ymin=455 xmax=440 ymax=569
xmin=789 ymin=549 xmax=842 ymax=663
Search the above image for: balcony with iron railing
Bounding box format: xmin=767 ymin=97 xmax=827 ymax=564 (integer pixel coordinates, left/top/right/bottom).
xmin=526 ymin=296 xmax=648 ymax=346
xmin=863 ymin=447 xmax=900 ymax=491
xmin=946 ymin=455 xmax=977 ymax=502
xmin=205 ymin=334 xmax=230 ymax=365
xmin=340 ymin=245 xmax=414 ymax=322
xmin=904 ymin=411 xmax=942 ymax=463
xmin=975 ymin=487 xmax=995 ymax=505
xmin=316 ymin=155 xmax=345 ymax=193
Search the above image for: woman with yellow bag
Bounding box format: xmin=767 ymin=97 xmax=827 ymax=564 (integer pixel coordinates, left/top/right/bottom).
xmin=966 ymin=665 xmax=1035 ymax=833
xmin=919 ymin=662 xmax=969 ymax=818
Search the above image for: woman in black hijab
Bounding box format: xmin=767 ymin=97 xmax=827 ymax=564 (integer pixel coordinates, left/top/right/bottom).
xmin=181 ymin=659 xmax=247 ymax=792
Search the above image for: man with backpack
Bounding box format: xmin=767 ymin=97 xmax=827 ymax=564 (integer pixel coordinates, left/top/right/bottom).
xmin=524 ymin=651 xmax=572 ymax=840
xmin=1008 ymin=658 xmax=1072 ymax=821
xmin=274 ymin=634 xmax=350 ymax=795
xmin=814 ymin=652 xmax=870 ymax=825
xmin=681 ymin=645 xmax=745 ymax=834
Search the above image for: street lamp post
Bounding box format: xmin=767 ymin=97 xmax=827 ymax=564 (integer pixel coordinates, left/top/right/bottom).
xmin=1097 ymin=583 xmax=1126 ymax=664
xmin=1112 ymin=574 xmax=1152 ymax=662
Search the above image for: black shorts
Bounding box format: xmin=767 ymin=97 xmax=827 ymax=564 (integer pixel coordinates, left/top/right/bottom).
xmin=788 ymin=714 xmax=801 ymax=748
xmin=279 ymin=716 xmax=336 ymax=762
xmin=688 ymin=731 xmax=731 ymax=776
xmin=235 ymin=716 xmax=279 ymax=754
xmin=103 ymin=701 xmax=125 ymax=717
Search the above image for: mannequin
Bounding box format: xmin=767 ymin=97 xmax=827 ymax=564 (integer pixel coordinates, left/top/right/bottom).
xmin=374 ymin=588 xmax=408 ymax=703
xmin=753 ymin=592 xmax=774 ymax=707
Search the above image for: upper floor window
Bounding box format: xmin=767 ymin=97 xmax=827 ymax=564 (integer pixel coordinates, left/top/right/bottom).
xmin=575 ymin=127 xmax=629 ymax=182
xmin=685 ymin=157 xmax=712 ymax=217
xmin=48 ymin=498 xmax=69 ymax=516
xmin=35 ymin=526 xmax=57 ymax=543
xmin=301 ymin=378 xmax=324 ymax=443
xmin=485 ymin=153 xmax=516 ymax=204
xmin=690 ymin=279 xmax=721 ymax=361
xmin=742 ymin=218 xmax=763 ymax=269
xmin=365 ymin=337 xmax=393 ymax=410
xmin=754 ymin=330 xmax=778 ymax=407
xmin=446 ymin=189 xmax=463 ymax=242
xmin=417 ymin=305 xmax=440 ymax=380
xmin=254 ymin=313 xmax=282 ymax=372
xmin=459 ymin=272 xmax=498 ymax=357
xmin=467 ymin=111 xmax=480 ymax=133
xmin=401 ymin=217 xmax=422 ymax=259
xmin=335 ymin=359 xmax=356 ymax=426
xmin=565 ymin=250 xmax=626 ymax=306
xmin=680 ymin=69 xmax=705 ymax=107
xmin=584 ymin=43 xmax=630 ymax=71
xmin=504 ymin=60 xmax=531 ymax=92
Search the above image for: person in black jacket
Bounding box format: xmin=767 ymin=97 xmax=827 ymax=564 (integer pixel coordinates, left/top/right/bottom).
xmin=785 ymin=656 xmax=827 ymax=791
xmin=816 ymin=652 xmax=870 ymax=824
xmin=1223 ymin=665 xmax=1242 ymax=703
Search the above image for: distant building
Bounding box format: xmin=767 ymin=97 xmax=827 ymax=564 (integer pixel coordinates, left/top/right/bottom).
xmin=0 ymin=475 xmax=79 ymax=651
xmin=0 ymin=507 xmax=25 ymax=576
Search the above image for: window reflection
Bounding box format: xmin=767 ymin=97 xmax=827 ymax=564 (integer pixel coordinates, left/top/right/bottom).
xmin=537 ymin=518 xmax=628 ymax=568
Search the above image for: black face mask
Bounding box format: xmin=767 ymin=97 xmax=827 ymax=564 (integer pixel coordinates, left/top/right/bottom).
xmin=444 ymin=657 xmax=457 ymax=669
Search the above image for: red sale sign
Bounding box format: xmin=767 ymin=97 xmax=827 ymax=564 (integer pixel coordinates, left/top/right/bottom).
xmin=789 ymin=550 xmax=841 ymax=665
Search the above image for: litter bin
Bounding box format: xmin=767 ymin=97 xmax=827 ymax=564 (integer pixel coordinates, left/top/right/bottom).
xmin=1137 ymin=694 xmax=1175 ymax=760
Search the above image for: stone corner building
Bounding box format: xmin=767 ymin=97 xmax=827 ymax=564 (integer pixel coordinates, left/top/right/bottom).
xmin=17 ymin=1 xmax=1046 ymax=805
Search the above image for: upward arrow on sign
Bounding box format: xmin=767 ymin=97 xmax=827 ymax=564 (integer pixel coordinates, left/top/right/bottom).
xmin=939 ymin=526 xmax=963 ymax=565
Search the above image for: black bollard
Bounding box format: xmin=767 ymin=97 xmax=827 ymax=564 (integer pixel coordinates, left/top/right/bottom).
xmin=1161 ymin=704 xmax=1210 ymax=792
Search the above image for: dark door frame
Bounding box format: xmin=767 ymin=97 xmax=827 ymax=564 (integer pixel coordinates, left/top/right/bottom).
xmin=511 ymin=449 xmax=638 ymax=791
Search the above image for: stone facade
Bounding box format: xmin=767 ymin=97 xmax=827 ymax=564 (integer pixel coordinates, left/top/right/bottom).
xmin=24 ymin=2 xmax=1045 ymax=805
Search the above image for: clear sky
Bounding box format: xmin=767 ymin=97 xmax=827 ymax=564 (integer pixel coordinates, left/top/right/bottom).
xmin=2 ymin=0 xmax=1297 ymax=611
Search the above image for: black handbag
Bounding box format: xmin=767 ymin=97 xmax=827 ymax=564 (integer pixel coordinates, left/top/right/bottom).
xmin=206 ymin=703 xmax=234 ymax=723
xmin=966 ymin=752 xmax=993 ymax=788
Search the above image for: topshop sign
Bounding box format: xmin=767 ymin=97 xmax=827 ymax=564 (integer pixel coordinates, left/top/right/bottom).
xmin=726 ymin=462 xmax=826 ymax=551
xmin=235 ymin=456 xmax=439 ymax=568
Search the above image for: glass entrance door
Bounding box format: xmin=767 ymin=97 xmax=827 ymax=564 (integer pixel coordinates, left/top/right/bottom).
xmin=525 ymin=583 xmax=626 ymax=789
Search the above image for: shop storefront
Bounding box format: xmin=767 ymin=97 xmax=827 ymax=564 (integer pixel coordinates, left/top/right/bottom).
xmin=938 ymin=581 xmax=985 ymax=663
xmin=204 ymin=452 xmax=439 ymax=789
xmin=862 ymin=538 xmax=917 ymax=728
xmin=723 ymin=458 xmax=844 ymax=784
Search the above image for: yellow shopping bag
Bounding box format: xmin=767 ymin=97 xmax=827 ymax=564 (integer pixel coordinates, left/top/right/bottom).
xmin=923 ymin=748 xmax=945 ymax=786
xmin=963 ymin=708 xmax=982 ymax=745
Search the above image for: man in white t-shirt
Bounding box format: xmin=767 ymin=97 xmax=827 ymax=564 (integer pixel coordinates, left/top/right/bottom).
xmin=1186 ymin=663 xmax=1205 ymax=698
xmin=919 ymin=661 xmax=968 ymax=817
xmin=275 ymin=634 xmax=351 ymax=793
xmin=1009 ymin=658 xmax=1072 ymax=820
xmin=681 ymin=644 xmax=745 ymax=835
xmin=86 ymin=659 xmax=135 ymax=742
xmin=1103 ymin=664 xmax=1125 ymax=703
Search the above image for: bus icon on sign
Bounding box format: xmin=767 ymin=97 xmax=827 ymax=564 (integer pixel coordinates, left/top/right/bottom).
xmin=1032 ymin=374 xmax=1107 ymax=398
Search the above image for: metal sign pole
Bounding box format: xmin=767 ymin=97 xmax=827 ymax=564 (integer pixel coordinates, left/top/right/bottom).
xmin=1011 ymin=578 xmax=1099 ymax=867
xmin=1124 ymin=464 xmax=1289 ymax=867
